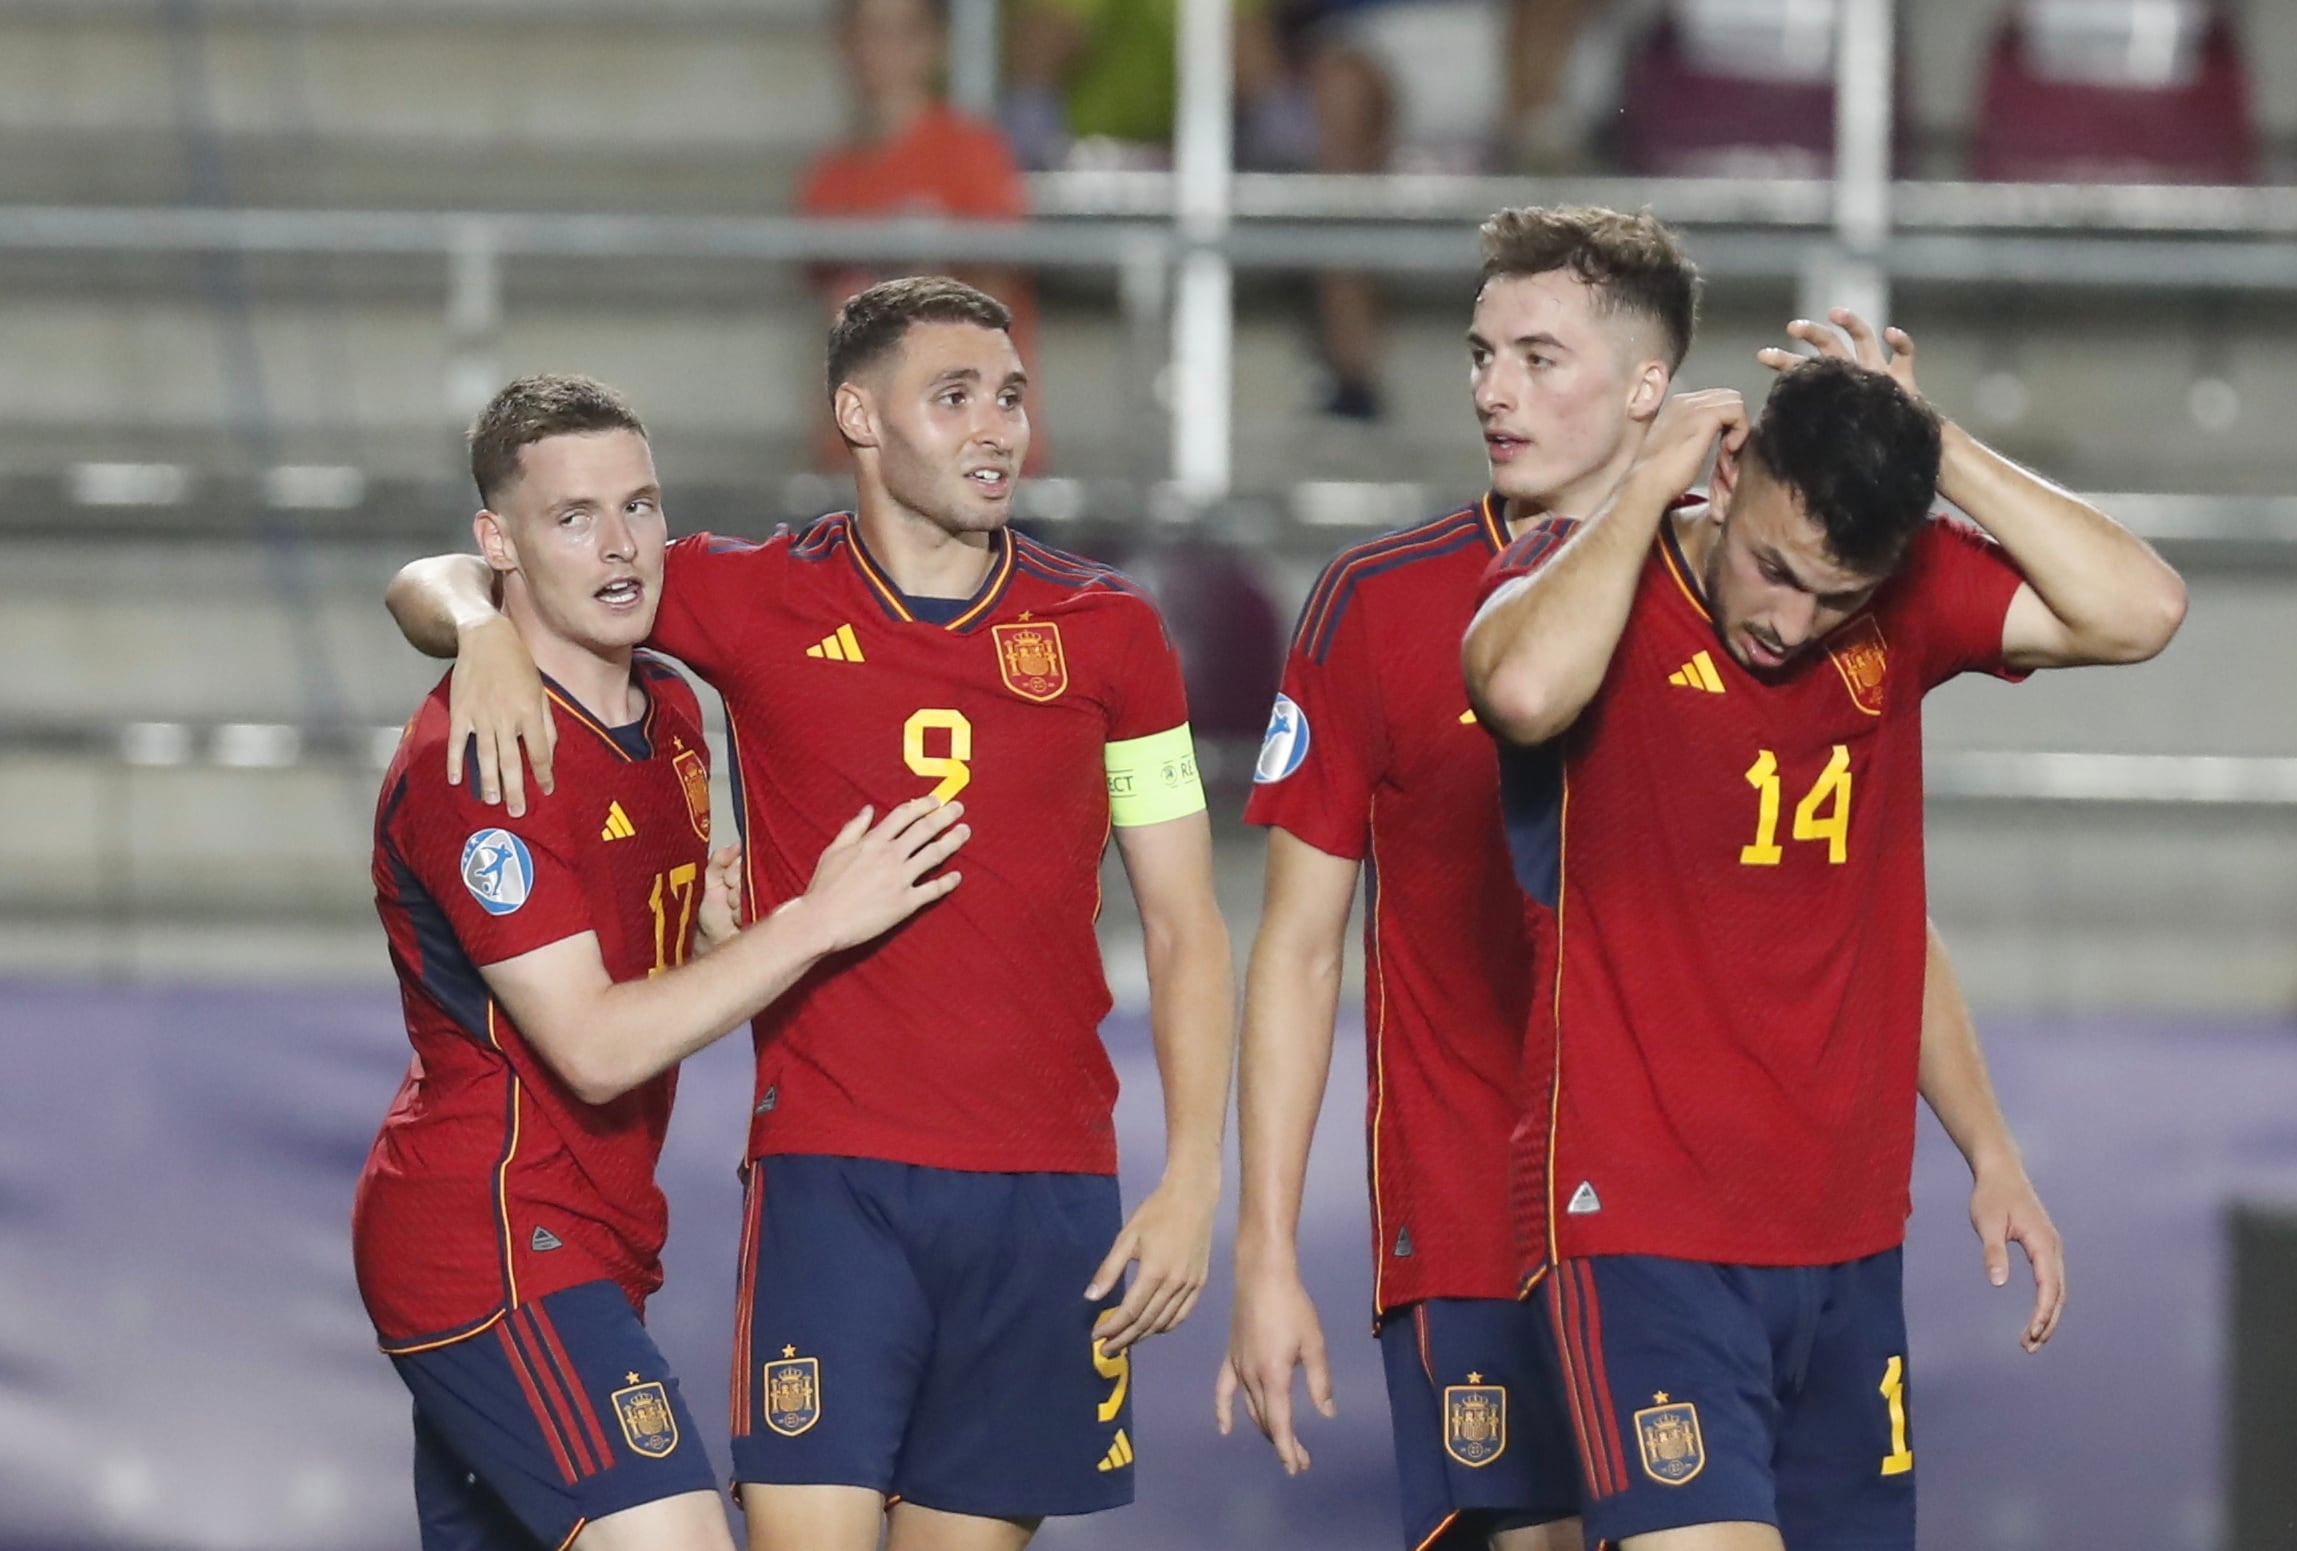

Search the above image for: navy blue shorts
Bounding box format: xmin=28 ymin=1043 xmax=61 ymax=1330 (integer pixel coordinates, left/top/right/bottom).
xmin=728 ymin=1154 xmax=1134 ymax=1519
xmin=390 ymin=1280 xmax=717 ymax=1551
xmin=1377 ymin=1298 xmax=1579 ymax=1550
xmin=1537 ymin=1249 xmax=1915 ymax=1550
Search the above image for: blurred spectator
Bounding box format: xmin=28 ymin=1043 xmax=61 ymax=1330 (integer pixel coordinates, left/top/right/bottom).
xmin=1616 ymin=0 xmax=1860 ymax=177
xmin=1972 ymin=0 xmax=2256 ymax=183
xmin=1002 ymin=0 xmax=1304 ymax=170
xmin=1295 ymin=0 xmax=1601 ymax=419
xmin=798 ymin=0 xmax=1041 ymax=465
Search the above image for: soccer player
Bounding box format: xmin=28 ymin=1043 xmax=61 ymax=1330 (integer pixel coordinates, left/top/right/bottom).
xmin=1461 ymin=317 xmax=2185 ymax=1550
xmin=1216 ymin=208 xmax=2066 ymax=1551
xmin=357 ymin=374 xmax=970 ymax=1551
xmin=384 ymin=279 xmax=1236 ymax=1551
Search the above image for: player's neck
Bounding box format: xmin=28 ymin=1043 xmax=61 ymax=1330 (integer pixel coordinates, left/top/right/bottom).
xmin=505 ymin=600 xmax=642 ymax=727
xmin=859 ymin=89 xmax=934 ymax=145
xmin=853 ymin=494 xmax=998 ymax=600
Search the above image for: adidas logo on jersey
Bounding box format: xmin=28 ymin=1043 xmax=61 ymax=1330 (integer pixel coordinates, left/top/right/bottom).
xmin=531 ymin=1225 xmax=563 ymax=1251
xmin=1668 ymin=651 xmax=1726 ymax=693
xmin=805 ymin=624 xmax=866 ymax=663
xmin=1393 ymin=1226 xmax=1415 ymax=1258
xmin=600 ymin=801 xmax=637 ymax=841
xmin=1566 ymin=1181 xmax=1602 ymax=1215
xmin=1097 ymin=1429 xmax=1135 ymax=1472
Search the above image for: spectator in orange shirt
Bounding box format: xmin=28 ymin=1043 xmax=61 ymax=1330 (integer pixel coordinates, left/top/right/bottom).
xmin=798 ymin=0 xmax=1042 ymax=467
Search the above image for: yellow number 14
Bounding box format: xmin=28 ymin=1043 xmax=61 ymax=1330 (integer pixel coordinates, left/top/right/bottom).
xmin=1740 ymin=744 xmax=1853 ymax=866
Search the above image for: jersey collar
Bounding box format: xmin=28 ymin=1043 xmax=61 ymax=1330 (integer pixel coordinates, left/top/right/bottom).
xmin=1477 ymin=491 xmax=1510 ymax=554
xmin=845 ymin=520 xmax=1017 ymax=633
xmin=540 ymin=673 xmax=655 ymax=762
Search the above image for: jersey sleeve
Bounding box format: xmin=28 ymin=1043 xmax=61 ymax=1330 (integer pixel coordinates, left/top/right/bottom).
xmin=651 ymin=533 xmax=768 ymax=680
xmin=1898 ymin=517 xmax=2030 ymax=689
xmin=1241 ymin=558 xmax=1388 ymax=861
xmin=391 ymin=759 xmax=593 ymax=967
xmin=1100 ymin=592 xmax=1206 ymax=827
xmin=1475 ymin=515 xmax=1582 ymax=606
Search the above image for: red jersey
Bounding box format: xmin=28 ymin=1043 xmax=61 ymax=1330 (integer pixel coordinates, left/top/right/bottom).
xmin=650 ymin=517 xmax=1192 ymax=1175
xmin=353 ymin=657 xmax=714 ymax=1347
xmin=1486 ymin=514 xmax=2025 ymax=1272
xmin=1244 ymin=498 xmax=1540 ymax=1313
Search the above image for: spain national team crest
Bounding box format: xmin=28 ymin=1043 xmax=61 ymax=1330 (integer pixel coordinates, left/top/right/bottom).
xmin=1825 ymin=614 xmax=1890 ymax=716
xmin=671 ymin=739 xmax=711 ymax=841
xmin=611 ymin=1377 xmax=679 ymax=1458
xmin=1443 ymin=1377 xmax=1507 ymax=1468
xmin=1635 ymin=1394 xmax=1705 ymax=1485
xmin=992 ymin=620 xmax=1068 ymax=702
xmin=764 ymin=1352 xmax=821 ymax=1437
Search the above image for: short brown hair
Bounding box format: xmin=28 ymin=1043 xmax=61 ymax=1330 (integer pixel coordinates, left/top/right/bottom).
xmin=1478 ymin=206 xmax=1702 ymax=370
xmin=826 ymin=276 xmax=1012 ymax=400
xmin=468 ymin=374 xmax=646 ymax=506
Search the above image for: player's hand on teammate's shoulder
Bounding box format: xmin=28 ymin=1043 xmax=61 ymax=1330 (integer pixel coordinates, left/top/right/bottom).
xmin=1086 ymin=1166 xmax=1220 ymax=1358
xmin=694 ymin=844 xmax=745 ymax=954
xmin=1968 ymin=1159 xmax=2066 ymax=1354
xmin=1758 ymin=306 xmax=1925 ymax=404
xmin=448 ymin=614 xmax=555 ymax=816
xmin=784 ymin=796 xmax=969 ymax=953
xmin=1630 ymin=386 xmax=1750 ymax=501
xmin=1214 ymin=1264 xmax=1337 ymax=1475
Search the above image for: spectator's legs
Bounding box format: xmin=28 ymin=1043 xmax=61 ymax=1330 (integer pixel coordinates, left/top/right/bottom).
xmin=1504 ymin=0 xmax=1595 ymax=169
xmin=1309 ymin=44 xmax=1391 ymax=419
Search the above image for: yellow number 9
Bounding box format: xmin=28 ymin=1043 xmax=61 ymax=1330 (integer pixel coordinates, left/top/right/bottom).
xmin=904 ymin=708 xmax=973 ymax=802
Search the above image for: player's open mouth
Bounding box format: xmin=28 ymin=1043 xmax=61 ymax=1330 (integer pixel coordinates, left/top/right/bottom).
xmin=595 ymin=578 xmax=644 ymax=609
xmin=1485 ymin=434 xmax=1527 ymax=462
xmin=965 ymin=467 xmax=1012 ymax=496
xmin=1742 ymin=630 xmax=1787 ymax=668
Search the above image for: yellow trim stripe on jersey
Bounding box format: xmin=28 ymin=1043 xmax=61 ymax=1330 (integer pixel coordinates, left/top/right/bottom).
xmin=1103 ymin=723 xmax=1206 ymax=827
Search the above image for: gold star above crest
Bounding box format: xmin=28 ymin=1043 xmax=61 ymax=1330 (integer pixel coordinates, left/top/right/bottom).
xmin=1467 ymin=1372 xmax=1484 ymax=1385
xmin=626 ymin=1372 xmax=640 ymax=1384
xmin=782 ymin=1345 xmax=797 ymax=1359
xmin=1017 ymin=610 xmax=1034 ymax=622
xmin=1654 ymin=1392 xmax=1670 ymax=1404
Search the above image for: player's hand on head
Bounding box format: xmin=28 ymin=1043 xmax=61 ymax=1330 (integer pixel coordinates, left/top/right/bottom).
xmin=696 ymin=843 xmax=745 ymax=951
xmin=448 ymin=615 xmax=554 ymax=816
xmin=1086 ymin=1170 xmax=1219 ymax=1357
xmin=1214 ymin=1267 xmax=1336 ymax=1474
xmin=1633 ymin=387 xmax=1749 ymax=499
xmin=799 ymin=796 xmax=969 ymax=952
xmin=1758 ymin=308 xmax=1924 ymax=402
xmin=1969 ymin=1163 xmax=2065 ymax=1353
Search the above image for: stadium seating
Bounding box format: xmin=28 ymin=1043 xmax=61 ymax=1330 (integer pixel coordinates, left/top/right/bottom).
xmin=1971 ymin=0 xmax=2260 ymax=181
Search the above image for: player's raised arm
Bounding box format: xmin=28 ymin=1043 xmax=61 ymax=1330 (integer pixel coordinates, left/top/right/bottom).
xmin=1917 ymin=919 xmax=2065 ymax=1355
xmin=481 ymin=798 xmax=968 ymax=1105
xmin=386 ymin=551 xmax=558 ymax=815
xmin=1761 ymin=309 xmax=2186 ymax=671
xmin=1216 ymin=828 xmax=1355 ymax=1473
xmin=1090 ymin=803 xmax=1236 ymax=1356
xmin=1462 ymin=388 xmax=1747 ymax=745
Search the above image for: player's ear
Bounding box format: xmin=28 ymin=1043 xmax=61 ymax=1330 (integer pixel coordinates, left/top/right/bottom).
xmin=1624 ymin=358 xmax=1671 ymax=424
xmin=832 ymin=380 xmax=878 ymax=451
xmin=1708 ymin=439 xmax=1742 ymax=518
xmin=473 ymin=508 xmax=518 ymax=573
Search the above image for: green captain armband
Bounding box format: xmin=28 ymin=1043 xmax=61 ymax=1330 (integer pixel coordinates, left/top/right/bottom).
xmin=1104 ymin=723 xmax=1206 ymax=827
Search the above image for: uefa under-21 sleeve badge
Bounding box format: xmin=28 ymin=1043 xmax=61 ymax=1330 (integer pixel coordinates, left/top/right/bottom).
xmin=460 ymin=829 xmax=534 ymax=916
xmin=1253 ymin=694 xmax=1310 ymax=784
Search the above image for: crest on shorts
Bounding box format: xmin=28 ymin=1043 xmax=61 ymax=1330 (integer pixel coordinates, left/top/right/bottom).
xmin=671 ymin=739 xmax=712 ymax=841
xmin=992 ymin=621 xmax=1068 ymax=702
xmin=764 ymin=1352 xmax=820 ymax=1437
xmin=1825 ymin=614 xmax=1890 ymax=716
xmin=1443 ymin=1376 xmax=1507 ymax=1468
xmin=611 ymin=1378 xmax=679 ymax=1458
xmin=1635 ymin=1394 xmax=1705 ymax=1485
